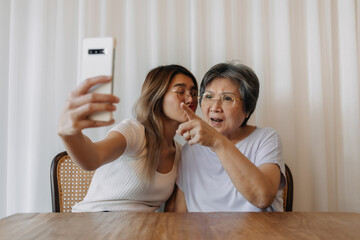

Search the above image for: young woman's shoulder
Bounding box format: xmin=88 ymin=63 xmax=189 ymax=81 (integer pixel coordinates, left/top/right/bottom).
xmin=110 ymin=119 xmax=144 ymax=133
xmin=108 ymin=119 xmax=146 ymax=155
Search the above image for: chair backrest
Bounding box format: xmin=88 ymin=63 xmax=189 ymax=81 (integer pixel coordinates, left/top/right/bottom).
xmin=50 ymin=151 xmax=95 ymax=212
xmin=282 ymin=164 xmax=294 ymax=211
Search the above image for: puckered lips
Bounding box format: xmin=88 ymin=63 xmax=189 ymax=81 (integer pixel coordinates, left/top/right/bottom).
xmin=187 ymin=103 xmax=196 ymax=112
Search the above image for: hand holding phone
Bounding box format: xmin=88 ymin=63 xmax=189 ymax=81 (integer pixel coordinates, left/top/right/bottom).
xmin=80 ymin=37 xmax=116 ymax=122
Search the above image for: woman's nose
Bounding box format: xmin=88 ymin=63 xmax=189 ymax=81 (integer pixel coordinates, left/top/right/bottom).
xmin=185 ymin=92 xmax=196 ymax=103
xmin=210 ymin=99 xmax=222 ymax=112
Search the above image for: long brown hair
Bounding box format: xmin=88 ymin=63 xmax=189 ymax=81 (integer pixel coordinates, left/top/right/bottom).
xmin=134 ymin=65 xmax=197 ymax=183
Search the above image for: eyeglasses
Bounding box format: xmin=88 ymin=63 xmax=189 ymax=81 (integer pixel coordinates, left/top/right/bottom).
xmin=200 ymin=92 xmax=242 ymax=107
xmin=171 ymin=86 xmax=198 ymax=102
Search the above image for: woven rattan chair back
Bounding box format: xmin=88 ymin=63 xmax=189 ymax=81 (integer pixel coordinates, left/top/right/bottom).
xmin=282 ymin=164 xmax=294 ymax=211
xmin=50 ymin=151 xmax=95 ymax=212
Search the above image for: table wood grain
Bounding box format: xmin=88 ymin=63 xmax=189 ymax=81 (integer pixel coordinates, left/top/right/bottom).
xmin=1 ymin=212 xmax=359 ymax=240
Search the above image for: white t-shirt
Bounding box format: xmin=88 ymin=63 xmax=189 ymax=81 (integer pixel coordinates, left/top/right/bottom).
xmin=72 ymin=119 xmax=181 ymax=212
xmin=177 ymin=127 xmax=286 ymax=212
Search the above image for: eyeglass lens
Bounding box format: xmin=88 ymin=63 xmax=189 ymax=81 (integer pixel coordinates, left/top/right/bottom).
xmin=176 ymin=86 xmax=198 ymax=101
xmin=201 ymin=93 xmax=237 ymax=107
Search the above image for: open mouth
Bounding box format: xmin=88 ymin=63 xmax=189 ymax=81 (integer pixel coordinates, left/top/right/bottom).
xmin=210 ymin=118 xmax=223 ymax=124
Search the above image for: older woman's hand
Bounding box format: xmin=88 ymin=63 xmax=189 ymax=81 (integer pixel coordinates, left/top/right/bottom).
xmin=58 ymin=76 xmax=119 ymax=136
xmin=177 ymin=102 xmax=225 ymax=147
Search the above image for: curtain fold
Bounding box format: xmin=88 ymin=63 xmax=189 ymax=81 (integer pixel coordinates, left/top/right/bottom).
xmin=1 ymin=0 xmax=359 ymax=218
xmin=0 ymin=0 xmax=11 ymax=219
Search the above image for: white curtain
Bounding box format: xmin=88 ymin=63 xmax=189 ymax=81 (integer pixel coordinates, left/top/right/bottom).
xmin=1 ymin=0 xmax=359 ymax=218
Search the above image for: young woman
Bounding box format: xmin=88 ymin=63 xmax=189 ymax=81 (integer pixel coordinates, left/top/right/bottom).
xmin=57 ymin=65 xmax=198 ymax=212
xmin=175 ymin=63 xmax=286 ymax=212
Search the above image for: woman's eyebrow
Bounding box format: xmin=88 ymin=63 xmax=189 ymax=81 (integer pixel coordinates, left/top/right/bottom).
xmin=172 ymin=83 xmax=197 ymax=90
xmin=204 ymin=90 xmax=236 ymax=95
xmin=172 ymin=83 xmax=186 ymax=87
xmin=221 ymin=92 xmax=237 ymax=95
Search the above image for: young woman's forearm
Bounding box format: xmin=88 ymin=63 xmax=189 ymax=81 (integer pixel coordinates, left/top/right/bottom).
xmin=59 ymin=132 xmax=102 ymax=171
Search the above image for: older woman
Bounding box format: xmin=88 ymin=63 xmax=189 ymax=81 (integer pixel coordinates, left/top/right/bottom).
xmin=175 ymin=62 xmax=286 ymax=212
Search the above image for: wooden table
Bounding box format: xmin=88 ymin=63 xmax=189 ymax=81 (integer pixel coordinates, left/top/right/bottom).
xmin=1 ymin=212 xmax=360 ymax=239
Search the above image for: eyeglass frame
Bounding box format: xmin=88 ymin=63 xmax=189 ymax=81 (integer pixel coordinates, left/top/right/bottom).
xmin=199 ymin=92 xmax=242 ymax=107
xmin=171 ymin=86 xmax=199 ymax=102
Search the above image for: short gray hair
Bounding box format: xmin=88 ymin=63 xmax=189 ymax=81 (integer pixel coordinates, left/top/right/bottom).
xmin=200 ymin=62 xmax=260 ymax=126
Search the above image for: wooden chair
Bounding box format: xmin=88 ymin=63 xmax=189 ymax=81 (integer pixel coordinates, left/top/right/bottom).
xmin=282 ymin=164 xmax=294 ymax=211
xmin=50 ymin=151 xmax=95 ymax=212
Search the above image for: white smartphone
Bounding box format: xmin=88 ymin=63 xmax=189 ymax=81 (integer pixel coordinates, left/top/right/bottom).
xmin=80 ymin=37 xmax=116 ymax=122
